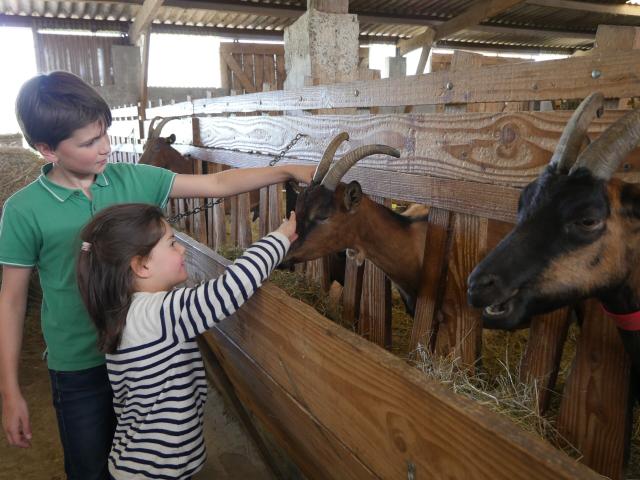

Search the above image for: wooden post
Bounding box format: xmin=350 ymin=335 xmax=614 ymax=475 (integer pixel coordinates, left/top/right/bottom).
xmin=557 ymin=299 xmax=631 ymax=480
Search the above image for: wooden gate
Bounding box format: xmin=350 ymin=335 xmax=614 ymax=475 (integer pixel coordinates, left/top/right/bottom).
xmin=219 ymin=42 xmax=285 ymax=94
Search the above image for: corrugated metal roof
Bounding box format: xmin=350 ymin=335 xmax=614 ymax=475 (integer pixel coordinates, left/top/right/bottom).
xmin=1 ymin=0 xmax=638 ymax=52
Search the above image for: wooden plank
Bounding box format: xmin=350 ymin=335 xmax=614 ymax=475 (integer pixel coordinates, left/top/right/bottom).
xmin=237 ymin=192 xmax=252 ymax=248
xmin=180 ymin=146 xmax=522 ymax=224
xmin=520 ymin=308 xmax=571 ymax=414
xmin=275 ymin=54 xmax=286 ymax=91
xmin=259 ymin=186 xmax=269 ymax=238
xmin=229 ymin=195 xmax=239 ymax=246
xmin=399 ymin=0 xmax=525 ymax=55
xmin=222 ymin=52 xmax=257 ymax=94
xmin=268 ymin=183 xmax=282 ymax=233
xmin=200 ymin=333 xmax=377 ymax=479
xmin=219 ymin=45 xmax=230 ymax=92
xmin=434 ymin=214 xmax=487 ymax=370
xmin=305 ymin=257 xmax=331 ymax=292
xmin=129 ymin=0 xmax=164 ymax=44
xmin=557 ymin=300 xmax=631 ymax=480
xmin=196 ymin=336 xmax=283 ymax=479
xmin=193 ymin=111 xmax=640 ymax=189
xmin=139 ymin=28 xmax=151 ymax=121
xmin=192 ymin=159 xmax=208 ymax=244
xmin=254 ymin=54 xmax=264 ymax=92
xmin=220 ymin=43 xmax=285 ymax=56
xmin=358 ymin=196 xmax=392 ymax=349
xmin=179 ymin=233 xmax=600 ymax=480
xmin=342 ymin=255 xmax=364 ymax=328
xmin=190 ymin=50 xmax=640 ymax=113
xmin=409 ymin=207 xmax=451 ymax=352
xmin=242 ymin=52 xmax=255 ymax=93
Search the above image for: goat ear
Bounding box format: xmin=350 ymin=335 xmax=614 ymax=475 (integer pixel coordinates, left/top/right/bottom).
xmin=620 ymin=183 xmax=640 ymax=220
xmin=343 ymin=181 xmax=363 ymax=211
xmin=166 ymin=134 xmax=176 ymax=144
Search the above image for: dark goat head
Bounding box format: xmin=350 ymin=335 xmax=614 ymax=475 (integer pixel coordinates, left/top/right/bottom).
xmin=468 ymin=92 xmax=640 ymax=333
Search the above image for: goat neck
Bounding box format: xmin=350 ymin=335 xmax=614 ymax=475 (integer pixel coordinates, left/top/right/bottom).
xmin=350 ymin=196 xmax=427 ymax=299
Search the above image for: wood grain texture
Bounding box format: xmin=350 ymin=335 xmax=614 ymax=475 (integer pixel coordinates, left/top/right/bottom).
xmin=409 ymin=207 xmax=451 ymax=352
xmin=166 ymin=50 xmax=640 ymax=113
xmin=557 ymin=300 xmax=631 ymax=480
xmin=179 ymin=233 xmax=600 ymax=480
xmin=435 ymin=213 xmax=487 ymax=370
xmin=193 ymin=111 xmax=640 ymax=189
xmin=342 ymin=255 xmax=364 ymax=328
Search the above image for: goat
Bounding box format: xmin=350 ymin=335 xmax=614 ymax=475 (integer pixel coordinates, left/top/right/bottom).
xmin=139 ymin=116 xmax=261 ymax=219
xmin=139 ymin=117 xmax=195 ymax=174
xmin=284 ymin=133 xmax=432 ymax=315
xmin=467 ymin=92 xmax=640 ymax=370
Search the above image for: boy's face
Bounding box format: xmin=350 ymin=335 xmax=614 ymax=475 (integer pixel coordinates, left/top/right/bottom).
xmin=37 ymin=120 xmax=111 ymax=176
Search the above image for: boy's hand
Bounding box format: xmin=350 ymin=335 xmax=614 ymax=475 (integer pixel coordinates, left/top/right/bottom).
xmin=2 ymin=392 xmax=32 ymax=448
xmin=286 ymin=165 xmax=315 ymax=185
xmin=275 ymin=211 xmax=298 ymax=243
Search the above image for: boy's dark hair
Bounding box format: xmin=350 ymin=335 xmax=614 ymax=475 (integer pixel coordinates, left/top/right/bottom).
xmin=16 ymin=71 xmax=112 ymax=149
xmin=77 ymin=204 xmax=166 ymax=353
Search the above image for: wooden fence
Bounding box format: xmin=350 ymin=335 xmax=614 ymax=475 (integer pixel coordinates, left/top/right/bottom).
xmin=109 ymin=35 xmax=640 ymax=479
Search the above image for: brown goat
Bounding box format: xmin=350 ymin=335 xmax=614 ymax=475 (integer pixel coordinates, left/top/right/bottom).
xmin=284 ymin=133 xmax=430 ymax=314
xmin=467 ymin=93 xmax=640 ymax=371
xmin=139 ymin=117 xmax=260 ymax=219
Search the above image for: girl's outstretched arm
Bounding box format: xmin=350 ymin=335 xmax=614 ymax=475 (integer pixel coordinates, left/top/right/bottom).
xmin=165 ymin=231 xmax=289 ymax=341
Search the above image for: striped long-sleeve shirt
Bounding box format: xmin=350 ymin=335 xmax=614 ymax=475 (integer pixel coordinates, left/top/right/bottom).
xmin=106 ymin=232 xmax=289 ymax=480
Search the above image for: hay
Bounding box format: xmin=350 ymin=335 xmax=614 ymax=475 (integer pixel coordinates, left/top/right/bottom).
xmin=0 ymin=146 xmax=44 ymax=206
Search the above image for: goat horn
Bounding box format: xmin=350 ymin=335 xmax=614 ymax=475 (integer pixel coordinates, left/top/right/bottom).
xmin=148 ymin=116 xmax=179 ymax=140
xmin=321 ymin=145 xmax=400 ymax=191
xmin=570 ymin=107 xmax=640 ymax=180
xmin=312 ymin=132 xmax=349 ymax=184
xmin=549 ymin=92 xmax=604 ymax=174
xmin=147 ymin=116 xmax=163 ymax=139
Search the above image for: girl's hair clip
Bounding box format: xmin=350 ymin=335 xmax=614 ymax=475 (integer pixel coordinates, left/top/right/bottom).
xmin=81 ymin=241 xmax=92 ymax=252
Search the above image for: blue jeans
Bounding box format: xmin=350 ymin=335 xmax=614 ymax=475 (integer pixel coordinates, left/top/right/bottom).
xmin=49 ymin=364 xmax=116 ymax=480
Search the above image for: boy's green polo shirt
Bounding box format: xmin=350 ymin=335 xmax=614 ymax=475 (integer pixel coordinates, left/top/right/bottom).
xmin=0 ymin=162 xmax=176 ymax=371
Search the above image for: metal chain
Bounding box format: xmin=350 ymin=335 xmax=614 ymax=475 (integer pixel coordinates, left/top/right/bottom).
xmin=167 ymin=133 xmax=307 ymax=224
xmin=268 ymin=133 xmax=307 ymax=166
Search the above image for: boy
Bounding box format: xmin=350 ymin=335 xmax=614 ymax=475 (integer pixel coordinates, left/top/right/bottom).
xmin=0 ymin=71 xmax=313 ymax=479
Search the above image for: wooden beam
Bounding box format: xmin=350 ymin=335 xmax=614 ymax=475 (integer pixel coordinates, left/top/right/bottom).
xmin=526 ymin=0 xmax=640 ymax=17
xmin=139 ymin=28 xmax=151 ymax=122
xmin=181 ymin=234 xmax=600 ymax=480
xmin=128 ymin=0 xmax=164 ymax=45
xmin=181 ymin=50 xmax=640 ymax=113
xmin=398 ymin=0 xmax=525 ymax=55
xmin=307 ymin=0 xmax=348 ymax=14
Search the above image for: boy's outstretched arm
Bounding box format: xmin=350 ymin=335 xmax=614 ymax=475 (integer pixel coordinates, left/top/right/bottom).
xmin=169 ymin=164 xmax=314 ymax=199
xmin=0 ymin=266 xmax=33 ymax=448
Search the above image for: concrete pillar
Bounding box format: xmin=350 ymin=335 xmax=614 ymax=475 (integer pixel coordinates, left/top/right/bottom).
xmin=283 ymin=5 xmax=359 ymax=89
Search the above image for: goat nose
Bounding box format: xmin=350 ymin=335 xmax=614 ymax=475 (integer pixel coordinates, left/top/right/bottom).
xmin=467 ymin=273 xmax=504 ymax=306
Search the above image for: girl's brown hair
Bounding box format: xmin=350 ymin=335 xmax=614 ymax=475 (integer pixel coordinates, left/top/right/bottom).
xmin=77 ymin=203 xmax=166 ymax=353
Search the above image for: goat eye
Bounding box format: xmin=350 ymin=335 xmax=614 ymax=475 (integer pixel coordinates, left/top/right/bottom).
xmin=575 ymin=218 xmax=603 ymax=231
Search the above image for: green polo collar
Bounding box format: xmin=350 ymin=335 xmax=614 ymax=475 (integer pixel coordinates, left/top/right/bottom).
xmin=37 ymin=163 xmax=110 ymax=202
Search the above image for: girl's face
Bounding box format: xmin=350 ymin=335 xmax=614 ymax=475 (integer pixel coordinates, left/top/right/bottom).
xmin=146 ymin=222 xmax=188 ymax=290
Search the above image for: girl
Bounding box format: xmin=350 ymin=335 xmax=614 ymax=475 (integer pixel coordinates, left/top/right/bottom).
xmin=76 ymin=202 xmax=296 ymax=480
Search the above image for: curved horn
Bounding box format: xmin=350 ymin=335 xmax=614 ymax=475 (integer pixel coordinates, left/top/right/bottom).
xmin=321 ymin=145 xmax=400 ymax=192
xmin=549 ymin=92 xmax=604 ymax=174
xmin=147 ymin=116 xmax=163 ymax=139
xmin=147 ymin=116 xmax=180 ymax=140
xmin=569 ymin=107 xmax=640 ymax=180
xmin=312 ymin=132 xmax=349 ymax=184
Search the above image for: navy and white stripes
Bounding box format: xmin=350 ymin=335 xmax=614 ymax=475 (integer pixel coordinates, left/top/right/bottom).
xmin=106 ymin=232 xmax=289 ymax=480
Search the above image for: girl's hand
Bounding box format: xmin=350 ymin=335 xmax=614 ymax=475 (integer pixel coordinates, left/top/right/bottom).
xmin=2 ymin=392 xmax=32 ymax=448
xmin=275 ymin=211 xmax=298 ymax=243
